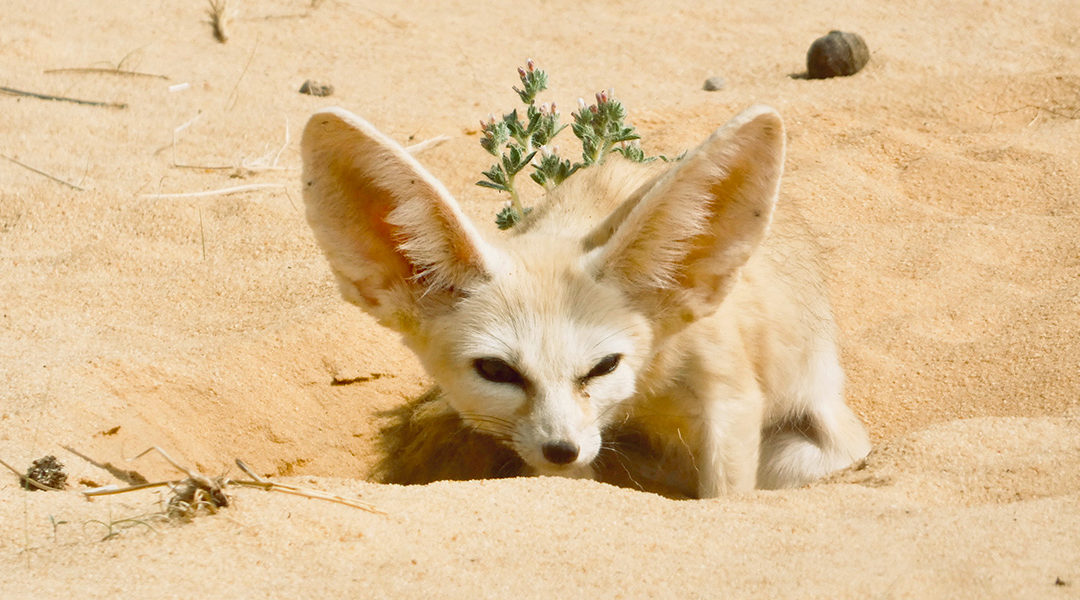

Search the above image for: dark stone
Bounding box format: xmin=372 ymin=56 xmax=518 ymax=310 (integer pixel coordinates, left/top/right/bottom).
xmin=299 ymin=80 xmax=334 ymax=97
xmin=703 ymin=76 xmax=726 ymax=91
xmin=806 ymin=31 xmax=869 ymax=79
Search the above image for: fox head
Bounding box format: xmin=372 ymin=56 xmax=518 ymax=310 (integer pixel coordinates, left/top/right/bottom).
xmin=301 ymin=105 xmax=785 ymax=477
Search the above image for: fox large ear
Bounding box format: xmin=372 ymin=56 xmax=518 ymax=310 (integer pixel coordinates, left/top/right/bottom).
xmin=302 ymin=108 xmax=500 ymax=332
xmin=590 ymin=105 xmax=785 ymax=330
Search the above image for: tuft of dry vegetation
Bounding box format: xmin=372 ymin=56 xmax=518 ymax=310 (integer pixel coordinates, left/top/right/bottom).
xmin=207 ymin=0 xmax=229 ymax=43
xmin=23 ymin=455 xmax=68 ymax=490
xmin=79 ymin=447 xmax=384 ymax=523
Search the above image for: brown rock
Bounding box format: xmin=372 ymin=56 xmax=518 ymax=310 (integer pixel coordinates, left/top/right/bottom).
xmin=806 ymin=30 xmax=869 ymax=79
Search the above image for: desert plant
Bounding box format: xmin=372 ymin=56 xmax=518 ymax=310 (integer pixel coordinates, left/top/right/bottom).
xmin=478 ymin=60 xmax=653 ymax=229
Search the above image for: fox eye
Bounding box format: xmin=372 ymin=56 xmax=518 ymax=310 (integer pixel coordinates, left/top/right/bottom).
xmin=584 ymin=353 xmax=622 ymax=381
xmin=473 ymin=358 xmax=526 ymax=387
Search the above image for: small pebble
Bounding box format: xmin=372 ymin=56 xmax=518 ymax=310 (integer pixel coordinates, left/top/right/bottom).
xmin=806 ymin=30 xmax=869 ymax=79
xmin=703 ymin=76 xmax=726 ymax=92
xmin=299 ymin=80 xmax=334 ymax=97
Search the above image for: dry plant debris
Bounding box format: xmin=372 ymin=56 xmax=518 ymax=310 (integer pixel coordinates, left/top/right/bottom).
xmin=165 ymin=474 xmax=230 ymax=521
xmin=80 ymin=447 xmax=385 ymax=520
xmin=0 ymin=455 xmax=68 ymax=491
xmin=208 ymin=0 xmax=230 ymax=43
xmin=0 ymin=85 xmax=127 ymax=109
xmin=44 ymin=67 xmax=169 ymax=80
xmin=24 ymin=455 xmax=69 ymax=490
xmin=0 ymin=153 xmax=86 ymax=190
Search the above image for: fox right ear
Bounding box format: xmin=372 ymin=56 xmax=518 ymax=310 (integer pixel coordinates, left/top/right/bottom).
xmin=302 ymin=108 xmax=500 ymax=332
xmin=590 ymin=105 xmax=785 ymax=332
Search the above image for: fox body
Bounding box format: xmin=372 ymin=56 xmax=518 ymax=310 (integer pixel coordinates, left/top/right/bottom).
xmin=302 ymin=105 xmax=870 ymax=498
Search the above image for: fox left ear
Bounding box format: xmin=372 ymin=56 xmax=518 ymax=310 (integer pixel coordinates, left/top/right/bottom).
xmin=590 ymin=105 xmax=785 ymax=330
xmin=301 ymin=108 xmax=501 ymax=333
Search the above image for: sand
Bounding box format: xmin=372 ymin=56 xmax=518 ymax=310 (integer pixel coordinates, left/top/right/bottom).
xmin=2 ymin=0 xmax=1079 ymax=597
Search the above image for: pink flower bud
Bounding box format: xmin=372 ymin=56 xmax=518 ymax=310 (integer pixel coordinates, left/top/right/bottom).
xmin=526 ymin=58 xmax=536 ymax=72
xmin=518 ymin=67 xmax=527 ymax=79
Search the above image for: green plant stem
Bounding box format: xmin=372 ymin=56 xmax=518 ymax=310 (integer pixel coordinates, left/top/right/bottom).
xmin=597 ymin=141 xmax=613 ymax=165
xmin=507 ymin=175 xmax=524 ymax=218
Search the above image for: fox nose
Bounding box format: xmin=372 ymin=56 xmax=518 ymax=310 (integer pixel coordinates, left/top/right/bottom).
xmin=541 ymin=440 xmax=580 ymax=465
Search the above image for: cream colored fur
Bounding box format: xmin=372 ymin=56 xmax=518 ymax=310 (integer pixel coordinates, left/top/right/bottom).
xmin=301 ymin=105 xmax=870 ymax=498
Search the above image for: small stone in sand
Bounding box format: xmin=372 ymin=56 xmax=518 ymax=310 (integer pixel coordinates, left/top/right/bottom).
xmin=806 ymin=31 xmax=869 ymax=79
xmin=703 ymin=76 xmax=726 ymax=91
xmin=299 ymin=80 xmax=334 ymax=97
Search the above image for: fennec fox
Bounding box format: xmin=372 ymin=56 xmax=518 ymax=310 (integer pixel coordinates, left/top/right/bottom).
xmin=301 ymin=105 xmax=870 ymax=498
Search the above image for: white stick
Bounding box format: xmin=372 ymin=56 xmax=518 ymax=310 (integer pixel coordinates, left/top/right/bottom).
xmin=140 ymin=183 xmax=285 ymax=199
xmin=406 ymin=135 xmax=451 ymax=155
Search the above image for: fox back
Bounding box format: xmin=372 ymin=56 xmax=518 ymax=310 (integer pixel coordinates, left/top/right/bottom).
xmin=301 ymin=105 xmax=870 ymax=498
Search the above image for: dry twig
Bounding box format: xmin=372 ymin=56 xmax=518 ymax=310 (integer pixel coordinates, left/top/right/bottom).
xmin=44 ymin=67 xmax=168 ymax=80
xmin=226 ymin=39 xmax=258 ymax=110
xmin=155 ymin=110 xmax=228 ymax=168
xmin=231 ymin=459 xmax=385 ymax=514
xmin=156 ymin=112 xmax=296 ymax=175
xmin=240 ymin=115 xmax=293 ymax=172
xmin=81 ymin=447 xmax=384 ymax=516
xmin=1 ymin=153 xmax=85 ymax=191
xmin=0 ymin=85 xmax=127 ymax=109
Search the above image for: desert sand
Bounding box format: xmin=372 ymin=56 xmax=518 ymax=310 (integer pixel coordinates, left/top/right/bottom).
xmin=2 ymin=0 xmax=1079 ymax=597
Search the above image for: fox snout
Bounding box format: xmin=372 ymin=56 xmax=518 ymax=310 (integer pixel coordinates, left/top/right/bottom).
xmin=522 ymin=435 xmax=595 ymax=474
xmin=522 ymin=437 xmax=599 ymax=478
xmin=508 ymin=386 xmax=605 ymax=475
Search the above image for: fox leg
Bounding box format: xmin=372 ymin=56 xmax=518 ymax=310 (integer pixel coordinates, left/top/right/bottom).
xmin=694 ymin=385 xmax=765 ymax=498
